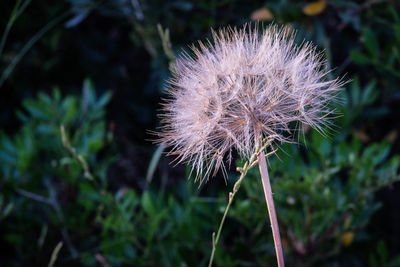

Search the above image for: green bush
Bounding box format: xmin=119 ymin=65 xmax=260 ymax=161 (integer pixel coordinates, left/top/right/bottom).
xmin=1 ymin=0 xmax=400 ymax=266
xmin=0 ymin=79 xmax=114 ymax=265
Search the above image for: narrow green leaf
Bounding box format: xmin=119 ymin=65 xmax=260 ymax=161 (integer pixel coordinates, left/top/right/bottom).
xmin=350 ymin=50 xmax=371 ymax=65
xmin=361 ymin=80 xmax=378 ymax=105
xmin=141 ymin=192 xmax=156 ymax=216
xmin=146 ymin=143 xmax=165 ymax=183
xmin=363 ymin=27 xmax=379 ymax=60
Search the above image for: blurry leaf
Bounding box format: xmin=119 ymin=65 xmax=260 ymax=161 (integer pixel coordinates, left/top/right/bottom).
xmin=53 ymin=88 xmax=61 ymax=102
xmin=370 ymin=253 xmax=379 ymax=267
xmin=170 ymin=1 xmax=193 ymax=11
xmin=38 ymin=224 xmax=48 ymax=249
xmin=147 ymin=208 xmax=169 ymax=241
xmin=393 ymin=46 xmax=400 ymax=65
xmin=146 ymin=143 xmax=165 ymax=183
xmin=82 ymin=78 xmax=96 ymax=108
xmin=251 ymin=7 xmax=273 ymax=21
xmin=363 ymin=28 xmax=379 ymax=60
xmin=0 ymin=149 xmax=15 ymax=166
xmin=338 ymin=9 xmax=361 ymax=31
xmin=363 ymin=143 xmax=390 ymax=166
xmin=2 ymin=202 xmax=13 ymax=218
xmin=377 ymin=240 xmax=388 ymax=264
xmin=141 ymin=191 xmax=156 ymax=216
xmin=65 ymin=11 xmax=90 ymax=28
xmin=15 ymin=110 xmax=29 ymax=123
xmin=388 ymin=256 xmax=400 ymax=267
xmin=37 ymin=124 xmax=54 ymax=135
xmin=350 ymin=50 xmax=371 ymax=65
xmin=38 ymin=92 xmax=52 ymax=105
xmin=23 ymin=99 xmax=51 ymax=120
xmin=303 ymin=1 xmax=327 ymax=16
xmin=97 ymin=91 xmax=112 ymax=108
xmin=88 ymin=138 xmax=103 ymax=152
xmin=124 ymin=243 xmax=137 ymax=259
xmin=389 ymin=6 xmax=400 ymax=23
xmin=311 ymin=130 xmax=331 ymax=157
xmin=394 ymin=25 xmax=400 ymax=41
xmin=62 ymin=97 xmax=78 ymax=124
xmin=0 ymin=133 xmax=15 ymax=154
xmin=361 ymin=80 xmax=378 ymax=105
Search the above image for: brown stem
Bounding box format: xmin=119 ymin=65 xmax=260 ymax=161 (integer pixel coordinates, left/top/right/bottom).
xmin=258 ymin=150 xmax=285 ymax=267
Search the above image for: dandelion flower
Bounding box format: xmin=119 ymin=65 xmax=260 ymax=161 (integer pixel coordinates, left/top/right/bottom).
xmin=156 ymin=24 xmax=343 ymax=267
xmin=158 ymin=24 xmax=341 ymax=183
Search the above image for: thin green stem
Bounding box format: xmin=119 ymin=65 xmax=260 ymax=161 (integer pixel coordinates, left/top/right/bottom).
xmin=208 ymin=136 xmax=277 ymax=267
xmin=0 ymin=10 xmax=70 ymax=88
xmin=15 ymin=187 xmax=78 ymax=258
xmin=60 ymin=125 xmax=94 ymax=180
xmin=157 ymin=24 xmax=176 ymax=71
xmin=208 ymin=159 xmax=253 ymax=267
xmin=0 ymin=0 xmax=32 ymax=57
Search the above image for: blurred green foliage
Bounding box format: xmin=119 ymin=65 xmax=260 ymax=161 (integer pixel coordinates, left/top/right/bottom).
xmin=1 ymin=0 xmax=400 ymax=266
xmin=230 ymin=129 xmax=400 ymax=266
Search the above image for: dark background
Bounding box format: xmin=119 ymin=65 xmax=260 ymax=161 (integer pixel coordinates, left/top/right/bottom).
xmin=1 ymin=0 xmax=400 ymax=266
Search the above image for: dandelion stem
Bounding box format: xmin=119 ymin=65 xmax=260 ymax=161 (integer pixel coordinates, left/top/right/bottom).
xmin=258 ymin=150 xmax=285 ymax=267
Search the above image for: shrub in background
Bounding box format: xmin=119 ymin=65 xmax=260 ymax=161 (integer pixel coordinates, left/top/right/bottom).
xmin=1 ymin=0 xmax=400 ymax=266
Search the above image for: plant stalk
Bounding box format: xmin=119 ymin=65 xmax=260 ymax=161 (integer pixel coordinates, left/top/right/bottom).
xmin=207 ymin=159 xmax=253 ymax=267
xmin=258 ymin=150 xmax=285 ymax=267
xmin=207 ymin=136 xmax=277 ymax=267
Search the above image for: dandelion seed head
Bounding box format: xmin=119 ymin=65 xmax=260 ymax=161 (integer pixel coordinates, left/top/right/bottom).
xmin=157 ymin=24 xmax=342 ymax=183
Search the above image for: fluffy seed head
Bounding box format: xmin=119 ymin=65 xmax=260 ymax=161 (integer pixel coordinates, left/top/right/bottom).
xmin=157 ymin=24 xmax=342 ymax=183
